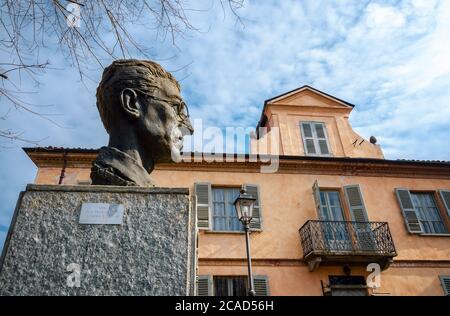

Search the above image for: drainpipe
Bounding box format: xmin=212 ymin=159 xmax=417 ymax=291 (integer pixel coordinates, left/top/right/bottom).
xmin=58 ymin=150 xmax=68 ymax=185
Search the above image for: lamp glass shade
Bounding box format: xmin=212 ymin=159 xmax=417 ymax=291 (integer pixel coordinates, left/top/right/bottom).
xmin=234 ymin=192 xmax=256 ymax=222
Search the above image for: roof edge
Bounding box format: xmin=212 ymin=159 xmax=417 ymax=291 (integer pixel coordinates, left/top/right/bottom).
xmin=256 ymin=85 xmax=356 ymax=130
xmin=23 ymin=147 xmax=450 ymax=167
xmin=264 ymin=85 xmax=356 ymax=107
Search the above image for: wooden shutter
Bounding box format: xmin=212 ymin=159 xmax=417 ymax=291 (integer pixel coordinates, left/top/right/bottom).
xmin=197 ymin=275 xmax=213 ymax=296
xmin=314 ymin=123 xmax=330 ymax=155
xmin=253 ymin=275 xmax=270 ymax=296
xmin=395 ymin=188 xmax=423 ymax=234
xmin=440 ymin=276 xmax=450 ymax=296
xmin=344 ymin=185 xmax=376 ymax=251
xmin=244 ymin=184 xmax=262 ymax=230
xmin=300 ymin=122 xmax=317 ymax=155
xmin=344 ymin=185 xmax=369 ymax=222
xmin=312 ymin=180 xmax=322 ymax=219
xmin=439 ymin=190 xmax=450 ymax=218
xmin=195 ymin=183 xmax=212 ymax=230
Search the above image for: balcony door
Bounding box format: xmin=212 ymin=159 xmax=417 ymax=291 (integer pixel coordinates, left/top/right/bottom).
xmin=319 ymin=190 xmax=352 ymax=251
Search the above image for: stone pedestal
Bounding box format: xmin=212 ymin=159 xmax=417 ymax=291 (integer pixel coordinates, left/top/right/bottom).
xmin=0 ymin=184 xmax=196 ymax=296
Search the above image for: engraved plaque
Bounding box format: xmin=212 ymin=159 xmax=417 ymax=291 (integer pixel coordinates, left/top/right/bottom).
xmin=79 ymin=203 xmax=124 ymax=225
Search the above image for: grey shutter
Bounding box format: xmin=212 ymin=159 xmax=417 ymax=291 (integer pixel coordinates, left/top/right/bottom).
xmin=344 ymin=185 xmax=376 ymax=251
xmin=395 ymin=188 xmax=423 ymax=234
xmin=195 ymin=183 xmax=212 ymax=230
xmin=344 ymin=185 xmax=369 ymax=222
xmin=244 ymin=184 xmax=262 ymax=230
xmin=253 ymin=275 xmax=270 ymax=296
xmin=197 ymin=275 xmax=213 ymax=296
xmin=314 ymin=123 xmax=330 ymax=155
xmin=312 ymin=180 xmax=322 ymax=219
xmin=439 ymin=190 xmax=450 ymax=218
xmin=440 ymin=276 xmax=450 ymax=296
xmin=301 ymin=122 xmax=316 ymax=155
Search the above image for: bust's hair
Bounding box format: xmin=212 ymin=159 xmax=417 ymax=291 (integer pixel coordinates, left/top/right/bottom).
xmin=96 ymin=59 xmax=180 ymax=134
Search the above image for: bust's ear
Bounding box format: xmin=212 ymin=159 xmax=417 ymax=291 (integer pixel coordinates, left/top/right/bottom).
xmin=120 ymin=88 xmax=141 ymax=119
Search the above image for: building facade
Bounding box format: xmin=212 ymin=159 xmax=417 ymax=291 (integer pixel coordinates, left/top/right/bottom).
xmin=23 ymin=86 xmax=450 ymax=296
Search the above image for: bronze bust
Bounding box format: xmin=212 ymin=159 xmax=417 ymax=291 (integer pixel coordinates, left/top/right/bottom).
xmin=91 ymin=59 xmax=193 ymax=186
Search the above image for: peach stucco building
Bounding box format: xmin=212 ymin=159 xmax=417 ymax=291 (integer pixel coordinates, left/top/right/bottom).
xmin=23 ymin=86 xmax=450 ymax=296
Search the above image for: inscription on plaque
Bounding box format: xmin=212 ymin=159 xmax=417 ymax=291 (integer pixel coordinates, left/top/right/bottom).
xmin=79 ymin=203 xmax=124 ymax=225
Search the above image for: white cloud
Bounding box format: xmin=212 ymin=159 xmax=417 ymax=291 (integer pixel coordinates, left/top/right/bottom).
xmin=170 ymin=0 xmax=450 ymax=159
xmin=366 ymin=3 xmax=406 ymax=30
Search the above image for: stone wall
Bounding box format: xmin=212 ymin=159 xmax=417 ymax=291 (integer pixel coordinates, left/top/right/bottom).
xmin=0 ymin=184 xmax=196 ymax=296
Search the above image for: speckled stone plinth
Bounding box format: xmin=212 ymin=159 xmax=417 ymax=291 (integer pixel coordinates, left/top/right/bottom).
xmin=0 ymin=184 xmax=196 ymax=296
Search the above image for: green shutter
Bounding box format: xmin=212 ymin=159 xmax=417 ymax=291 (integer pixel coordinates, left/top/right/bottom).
xmin=253 ymin=275 xmax=270 ymax=296
xmin=344 ymin=185 xmax=377 ymax=251
xmin=195 ymin=183 xmax=212 ymax=230
xmin=344 ymin=185 xmax=369 ymax=222
xmin=301 ymin=122 xmax=316 ymax=154
xmin=395 ymin=188 xmax=423 ymax=234
xmin=312 ymin=180 xmax=322 ymax=219
xmin=197 ymin=275 xmax=213 ymax=296
xmin=314 ymin=123 xmax=330 ymax=155
xmin=302 ymin=122 xmax=313 ymax=137
xmin=244 ymin=184 xmax=262 ymax=230
xmin=439 ymin=190 xmax=450 ymax=218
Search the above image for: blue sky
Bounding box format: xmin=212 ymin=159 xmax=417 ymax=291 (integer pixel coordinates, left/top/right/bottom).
xmin=1 ymin=0 xmax=450 ymax=251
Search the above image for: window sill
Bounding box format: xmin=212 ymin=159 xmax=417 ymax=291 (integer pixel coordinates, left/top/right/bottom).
xmin=204 ymin=230 xmax=244 ymax=234
xmin=203 ymin=230 xmax=262 ymax=234
xmin=419 ymin=233 xmax=450 ymax=237
xmin=305 ymin=154 xmax=333 ymax=158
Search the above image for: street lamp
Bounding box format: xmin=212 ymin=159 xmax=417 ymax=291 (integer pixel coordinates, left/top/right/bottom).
xmin=234 ymin=189 xmax=257 ymax=296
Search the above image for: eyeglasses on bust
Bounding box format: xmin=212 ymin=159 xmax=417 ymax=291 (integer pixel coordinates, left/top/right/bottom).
xmin=134 ymin=89 xmax=190 ymax=119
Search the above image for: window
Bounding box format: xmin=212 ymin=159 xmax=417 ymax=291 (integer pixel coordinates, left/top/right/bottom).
xmin=396 ymin=188 xmax=450 ymax=234
xmin=214 ymin=276 xmax=248 ymax=296
xmin=197 ymin=275 xmax=270 ymax=296
xmin=319 ymin=190 xmax=351 ymax=250
xmin=440 ymin=276 xmax=450 ymax=296
xmin=319 ymin=190 xmax=345 ymax=221
xmin=326 ymin=276 xmax=368 ymax=296
xmin=212 ymin=187 xmax=242 ymax=231
xmin=194 ymin=183 xmax=263 ymax=231
xmin=313 ymin=182 xmax=370 ymax=223
xmin=313 ymin=183 xmax=376 ymax=251
xmin=300 ymin=121 xmax=331 ymax=156
xmin=410 ymin=193 xmax=447 ymax=234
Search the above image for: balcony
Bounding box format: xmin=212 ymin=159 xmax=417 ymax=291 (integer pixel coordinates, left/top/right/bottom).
xmin=299 ymin=220 xmax=397 ymax=271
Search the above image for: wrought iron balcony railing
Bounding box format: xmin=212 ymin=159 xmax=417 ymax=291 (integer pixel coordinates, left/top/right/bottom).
xmin=299 ymin=220 xmax=397 ymax=271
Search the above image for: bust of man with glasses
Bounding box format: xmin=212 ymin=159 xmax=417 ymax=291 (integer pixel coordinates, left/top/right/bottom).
xmin=90 ymin=59 xmax=193 ymax=186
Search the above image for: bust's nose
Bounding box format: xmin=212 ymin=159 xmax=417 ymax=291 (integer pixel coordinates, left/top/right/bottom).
xmin=180 ymin=118 xmax=194 ymax=136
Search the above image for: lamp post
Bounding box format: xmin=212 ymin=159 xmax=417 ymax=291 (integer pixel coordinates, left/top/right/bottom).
xmin=234 ymin=189 xmax=257 ymax=296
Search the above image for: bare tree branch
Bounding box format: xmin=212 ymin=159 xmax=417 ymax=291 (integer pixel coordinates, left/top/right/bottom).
xmin=0 ymin=0 xmax=246 ymax=146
